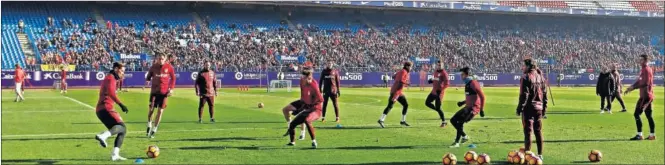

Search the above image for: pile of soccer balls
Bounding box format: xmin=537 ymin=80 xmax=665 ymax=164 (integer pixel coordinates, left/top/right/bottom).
xmin=442 ymin=147 xmax=603 ymax=165
xmin=442 ymin=151 xmax=492 ymax=165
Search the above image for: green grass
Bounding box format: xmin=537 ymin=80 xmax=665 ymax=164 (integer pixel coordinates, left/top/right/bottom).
xmin=2 ymin=87 xmax=664 ymax=164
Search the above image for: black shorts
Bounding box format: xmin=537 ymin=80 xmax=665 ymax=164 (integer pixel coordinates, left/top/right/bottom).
xmin=452 ymin=108 xmax=475 ymax=123
xmin=150 ymin=93 xmax=168 ymax=109
xmin=97 ymin=110 xmax=123 ymax=129
xmin=290 ymin=100 xmax=306 ymax=115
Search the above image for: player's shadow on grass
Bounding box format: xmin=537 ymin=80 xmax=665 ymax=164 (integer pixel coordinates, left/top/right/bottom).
xmin=169 ymin=137 xmax=278 ymax=142
xmin=332 ymin=161 xmax=441 ymax=165
xmin=318 ymin=126 xmax=390 ymax=130
xmin=225 ymin=121 xmax=285 ymax=124
xmin=546 ymin=111 xmax=600 ymax=115
xmin=332 ymin=146 xmax=414 ymax=150
xmin=2 ymin=137 xmax=92 ymax=141
xmin=176 ymin=146 xmax=262 ymax=150
xmin=495 ymin=138 xmax=628 ymax=144
xmin=571 ymin=160 xmax=594 ymax=164
xmin=71 ymin=121 xmax=195 ymax=125
xmin=2 ymin=136 xmax=140 ymax=142
xmin=2 ymin=158 xmax=98 ymax=165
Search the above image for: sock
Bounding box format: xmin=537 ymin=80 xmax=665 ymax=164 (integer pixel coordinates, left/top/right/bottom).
xmin=401 ymin=115 xmax=407 ymax=122
xmin=147 ymin=121 xmax=152 ymax=128
xmin=650 ymin=133 xmax=655 ymax=136
xmin=153 ymin=127 xmax=158 ymax=133
xmin=300 ymin=130 xmax=306 ymax=135
xmin=463 ymin=135 xmax=469 ymax=139
xmin=312 ymin=139 xmax=317 ymax=143
xmin=380 ymin=114 xmax=387 ymax=121
xmin=112 ymin=147 xmax=120 ymax=156
xmin=98 ymin=131 xmax=111 ymax=139
xmin=638 ymin=132 xmax=643 ymax=136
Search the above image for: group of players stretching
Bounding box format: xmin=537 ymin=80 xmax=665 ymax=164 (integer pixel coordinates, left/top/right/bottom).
xmin=84 ymin=53 xmax=655 ymax=160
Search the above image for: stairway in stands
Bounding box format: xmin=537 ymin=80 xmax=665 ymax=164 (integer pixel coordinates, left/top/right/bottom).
xmin=17 ymin=33 xmax=34 ymax=58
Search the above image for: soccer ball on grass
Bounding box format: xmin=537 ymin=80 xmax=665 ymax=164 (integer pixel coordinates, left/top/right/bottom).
xmin=258 ymin=102 xmax=264 ymax=108
xmin=442 ymin=153 xmax=457 ymax=165
xmin=476 ymin=153 xmax=491 ymax=165
xmin=588 ymin=150 xmax=602 ymax=162
xmin=508 ymin=150 xmax=525 ymax=164
xmin=146 ymin=145 xmax=160 ymax=158
xmin=464 ymin=151 xmax=478 ymax=163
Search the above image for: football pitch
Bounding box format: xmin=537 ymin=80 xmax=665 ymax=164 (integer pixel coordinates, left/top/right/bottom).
xmin=1 ymin=87 xmax=663 ymax=164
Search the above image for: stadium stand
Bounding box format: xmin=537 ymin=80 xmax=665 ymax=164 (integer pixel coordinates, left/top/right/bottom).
xmin=1 ymin=1 xmax=663 ymax=74
xmin=532 ymin=1 xmax=569 ymax=8
xmin=597 ymin=1 xmax=637 ymax=11
xmin=629 ymin=1 xmax=664 ymax=12
xmin=565 ymin=2 xmax=602 ymax=9
xmin=497 ymin=1 xmax=529 ymax=7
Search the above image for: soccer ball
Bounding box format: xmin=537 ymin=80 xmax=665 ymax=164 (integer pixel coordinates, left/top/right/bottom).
xmin=477 ymin=153 xmax=491 ymax=165
xmin=146 ymin=145 xmax=160 ymax=158
xmin=519 ymin=147 xmax=526 ymax=154
xmin=464 ymin=151 xmax=478 ymax=163
xmin=508 ymin=150 xmax=525 ymax=164
xmin=527 ymin=156 xmax=543 ymax=165
xmin=524 ymin=151 xmax=538 ymax=163
xmin=442 ymin=153 xmax=457 ymax=165
xmin=588 ymin=150 xmax=602 ymax=162
xmin=258 ymin=102 xmax=264 ymax=108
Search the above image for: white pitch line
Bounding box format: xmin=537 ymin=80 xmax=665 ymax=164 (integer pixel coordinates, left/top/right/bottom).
xmin=2 ymin=110 xmax=91 ymax=113
xmin=1 ymin=123 xmax=396 ymax=138
xmin=1 ymin=97 xmax=66 ymax=100
xmin=63 ymin=96 xmax=96 ymax=110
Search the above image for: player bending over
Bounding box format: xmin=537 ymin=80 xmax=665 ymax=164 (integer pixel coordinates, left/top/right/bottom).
xmin=94 ymin=62 xmax=130 ymax=161
xmin=283 ymin=66 xmax=324 ymax=148
xmin=145 ymin=53 xmax=176 ymax=138
xmin=319 ymin=61 xmax=341 ymax=122
xmin=624 ymin=54 xmax=656 ymax=140
xmin=425 ymin=60 xmax=449 ymax=127
xmin=516 ymin=59 xmax=548 ymax=161
xmin=14 ymin=64 xmax=26 ymax=102
xmin=195 ymin=62 xmax=217 ymax=123
xmin=378 ymin=62 xmax=412 ymax=128
xmin=449 ymin=67 xmax=485 ymax=148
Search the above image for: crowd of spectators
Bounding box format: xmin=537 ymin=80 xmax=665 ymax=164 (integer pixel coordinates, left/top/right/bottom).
xmin=27 ymin=8 xmax=664 ymax=74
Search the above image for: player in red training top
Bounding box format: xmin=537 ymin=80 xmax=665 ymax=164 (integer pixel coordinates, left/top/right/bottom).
xmin=378 ymin=62 xmax=412 ymax=128
xmin=425 ymin=60 xmax=449 ymax=127
xmin=624 ymin=54 xmax=656 ymax=140
xmin=318 ymin=61 xmax=341 ymax=122
xmin=116 ymin=71 xmax=125 ymax=93
xmin=93 ymin=62 xmax=130 ymax=161
xmin=60 ymin=65 xmax=68 ymax=94
xmin=516 ymin=59 xmax=548 ymax=161
xmin=145 ymin=53 xmax=176 ymax=138
xmin=14 ymin=64 xmax=26 ymax=102
xmin=283 ymin=66 xmax=324 ymax=148
xmin=195 ymin=61 xmax=217 ymax=123
xmin=449 ymin=67 xmax=486 ymax=148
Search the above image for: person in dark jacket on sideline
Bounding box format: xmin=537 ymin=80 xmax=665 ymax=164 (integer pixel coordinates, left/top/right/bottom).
xmin=596 ymin=65 xmax=617 ymax=114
